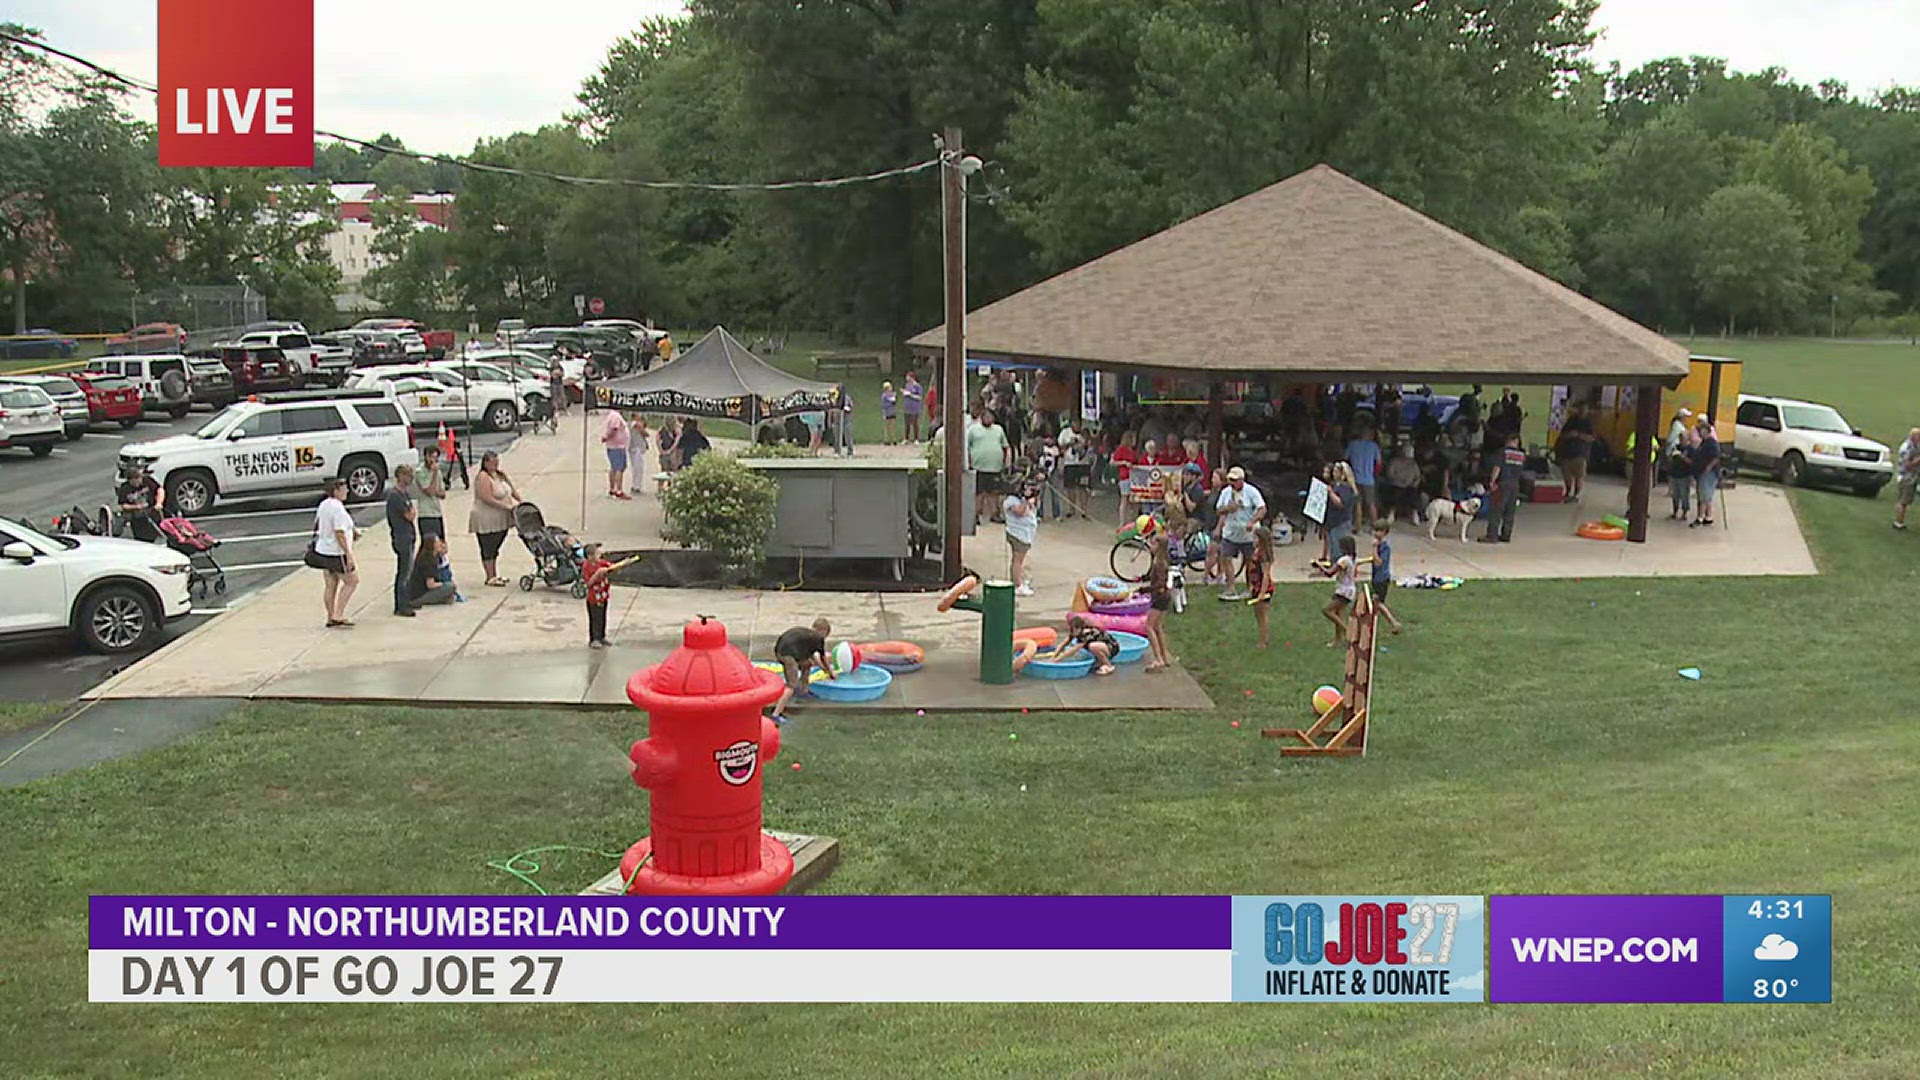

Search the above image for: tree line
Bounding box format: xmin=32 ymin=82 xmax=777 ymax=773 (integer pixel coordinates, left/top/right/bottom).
xmin=6 ymin=6 xmax=1920 ymax=341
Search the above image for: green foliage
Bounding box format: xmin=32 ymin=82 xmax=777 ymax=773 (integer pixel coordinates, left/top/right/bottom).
xmin=1693 ymin=184 xmax=1809 ymax=334
xmin=657 ymin=451 xmax=778 ymax=575
xmin=364 ymin=188 xmax=452 ymax=315
xmin=736 ymin=442 xmax=813 ymax=459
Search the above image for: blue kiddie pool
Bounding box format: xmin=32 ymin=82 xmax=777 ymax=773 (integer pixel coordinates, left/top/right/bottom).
xmin=808 ymin=664 xmax=893 ymax=703
xmin=1109 ymin=631 xmax=1150 ymax=664
xmin=1023 ymin=654 xmax=1097 ymax=680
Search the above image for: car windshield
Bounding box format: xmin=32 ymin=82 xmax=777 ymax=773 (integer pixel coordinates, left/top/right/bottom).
xmin=1780 ymin=404 xmax=1852 ymax=434
xmin=192 ymin=407 xmax=247 ymax=438
xmin=2 ymin=515 xmax=79 ymax=551
xmin=38 ymin=377 xmax=80 ymax=395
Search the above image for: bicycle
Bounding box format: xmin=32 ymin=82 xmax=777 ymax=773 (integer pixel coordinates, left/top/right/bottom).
xmin=1109 ymin=522 xmax=1208 ymax=583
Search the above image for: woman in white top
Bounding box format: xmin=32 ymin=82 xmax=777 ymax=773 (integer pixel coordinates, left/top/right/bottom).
xmin=311 ymin=476 xmax=359 ymax=627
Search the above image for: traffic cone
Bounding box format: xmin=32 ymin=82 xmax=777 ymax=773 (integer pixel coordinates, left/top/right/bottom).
xmin=437 ymin=422 xmax=454 ymax=458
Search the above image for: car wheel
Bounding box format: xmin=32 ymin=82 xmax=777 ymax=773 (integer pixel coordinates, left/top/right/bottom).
xmin=119 ymin=417 xmax=140 ymax=429
xmin=31 ymin=442 xmax=54 ymax=457
xmin=342 ymin=456 xmax=386 ymax=502
xmin=484 ymin=401 xmax=517 ymax=431
xmin=1779 ymin=451 xmax=1807 ymax=487
xmin=168 ymin=405 xmax=190 ymax=420
xmin=66 ymin=428 xmax=86 ymax=442
xmin=78 ymin=585 xmax=158 ymax=655
xmin=166 ymin=470 xmax=217 ymax=515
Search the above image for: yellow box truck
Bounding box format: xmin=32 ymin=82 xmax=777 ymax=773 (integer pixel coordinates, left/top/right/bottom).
xmin=1554 ymin=355 xmax=1742 ymax=473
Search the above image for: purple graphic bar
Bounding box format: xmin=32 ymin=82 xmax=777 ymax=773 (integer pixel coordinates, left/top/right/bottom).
xmin=90 ymin=895 xmax=1231 ymax=951
xmin=1488 ymin=895 xmax=1724 ymax=1002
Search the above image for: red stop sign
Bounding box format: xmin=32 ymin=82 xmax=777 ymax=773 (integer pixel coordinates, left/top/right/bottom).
xmin=588 ymin=297 xmax=605 ymax=316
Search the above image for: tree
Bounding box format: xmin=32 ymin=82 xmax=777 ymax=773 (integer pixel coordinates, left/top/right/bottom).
xmin=363 ymin=188 xmax=452 ymax=315
xmin=1507 ymin=206 xmax=1584 ymax=287
xmin=447 ymin=126 xmax=597 ymax=322
xmin=164 ymin=171 xmax=341 ymax=327
xmin=1693 ymin=184 xmax=1809 ymax=334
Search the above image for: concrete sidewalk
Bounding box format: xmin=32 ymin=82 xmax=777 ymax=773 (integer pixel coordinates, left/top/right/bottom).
xmin=82 ymin=412 xmax=1811 ymax=709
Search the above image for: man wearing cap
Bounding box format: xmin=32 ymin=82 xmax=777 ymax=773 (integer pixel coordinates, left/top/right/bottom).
xmin=1214 ymin=466 xmax=1267 ymax=600
xmin=1667 ymin=407 xmax=1694 ymax=455
xmin=115 ymin=462 xmax=165 ymax=542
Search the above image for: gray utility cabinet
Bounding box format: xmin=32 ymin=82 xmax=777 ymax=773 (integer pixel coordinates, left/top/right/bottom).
xmin=742 ymin=457 xmax=926 ymax=572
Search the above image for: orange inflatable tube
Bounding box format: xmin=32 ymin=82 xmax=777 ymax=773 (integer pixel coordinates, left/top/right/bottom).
xmin=1575 ymin=521 xmax=1626 ymax=541
xmin=1011 ymin=638 xmax=1041 ymax=672
xmin=860 ymin=640 xmax=925 ymax=666
xmin=1011 ymin=626 xmax=1058 ymax=648
xmin=937 ymin=574 xmax=980 ymax=612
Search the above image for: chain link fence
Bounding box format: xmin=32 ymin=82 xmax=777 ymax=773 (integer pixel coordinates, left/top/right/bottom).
xmin=133 ymin=285 xmax=268 ymax=347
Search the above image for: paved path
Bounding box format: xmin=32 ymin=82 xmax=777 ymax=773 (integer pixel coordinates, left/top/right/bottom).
xmin=0 ymin=697 xmax=237 ymax=787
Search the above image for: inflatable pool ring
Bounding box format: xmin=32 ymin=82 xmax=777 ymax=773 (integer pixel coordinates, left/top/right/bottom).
xmin=1084 ymin=576 xmax=1133 ymax=604
xmin=937 ymin=574 xmax=980 ymax=612
xmin=1601 ymin=514 xmax=1630 ymax=530
xmin=1012 ymin=626 xmax=1058 ymax=648
xmin=753 ymin=661 xmax=832 ymax=689
xmin=1089 ymin=593 xmax=1152 ymax=617
xmin=1576 ymin=521 xmax=1626 ymax=541
xmin=1011 ymin=638 xmax=1042 ymax=672
xmin=860 ymin=641 xmax=925 ymax=673
xmin=1068 ymin=610 xmax=1150 ymax=635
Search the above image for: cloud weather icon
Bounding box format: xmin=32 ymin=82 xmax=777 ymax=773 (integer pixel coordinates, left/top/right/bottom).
xmin=1754 ymin=934 xmax=1800 ymax=961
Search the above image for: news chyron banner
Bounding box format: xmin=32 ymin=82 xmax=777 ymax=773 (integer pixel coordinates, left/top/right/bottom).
xmin=87 ymin=895 xmax=1828 ymax=1004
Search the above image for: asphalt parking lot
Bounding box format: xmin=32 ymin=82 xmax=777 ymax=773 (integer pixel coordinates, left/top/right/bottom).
xmin=0 ymin=404 xmax=522 ymax=702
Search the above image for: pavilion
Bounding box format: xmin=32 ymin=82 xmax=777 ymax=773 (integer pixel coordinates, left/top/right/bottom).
xmin=909 ymin=163 xmax=1688 ymax=543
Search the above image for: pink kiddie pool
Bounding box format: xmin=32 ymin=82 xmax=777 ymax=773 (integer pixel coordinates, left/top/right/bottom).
xmin=1067 ymin=610 xmax=1150 ymax=635
xmin=1089 ymin=593 xmax=1151 ymax=616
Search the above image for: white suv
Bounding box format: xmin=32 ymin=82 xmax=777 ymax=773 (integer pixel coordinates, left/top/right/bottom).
xmin=346 ymin=366 xmax=522 ymax=431
xmin=0 ymin=383 xmax=64 ymax=457
xmin=0 ymin=515 xmax=194 ymax=653
xmin=118 ymin=390 xmax=416 ymax=515
xmin=1733 ymin=394 xmax=1893 ymax=496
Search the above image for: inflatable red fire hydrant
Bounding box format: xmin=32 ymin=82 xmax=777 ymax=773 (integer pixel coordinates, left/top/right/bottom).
xmin=619 ymin=616 xmax=794 ymax=895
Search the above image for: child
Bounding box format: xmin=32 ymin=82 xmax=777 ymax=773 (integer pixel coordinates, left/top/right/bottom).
xmin=1368 ymin=521 xmax=1404 ymax=634
xmin=1051 ymin=614 xmax=1119 ymax=676
xmin=1247 ymin=523 xmax=1274 ymax=648
xmin=581 ymin=544 xmax=638 ymax=648
xmin=1143 ymin=531 xmax=1175 ymax=671
xmin=1004 ymin=477 xmax=1038 ymax=597
xmin=880 ymin=381 xmax=898 ymax=444
xmin=1315 ymin=535 xmax=1361 ymax=647
xmin=1036 ymin=436 xmax=1064 ymax=520
xmin=628 ymin=415 xmax=651 ymax=493
xmin=771 ymin=618 xmax=834 ymax=725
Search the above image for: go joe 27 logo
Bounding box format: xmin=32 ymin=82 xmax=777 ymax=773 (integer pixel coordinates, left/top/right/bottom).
xmin=158 ymin=0 xmax=313 ymax=168
xmin=1229 ymin=896 xmax=1485 ymax=1002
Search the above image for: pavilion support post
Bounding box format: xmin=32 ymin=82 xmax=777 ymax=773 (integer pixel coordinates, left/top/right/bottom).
xmin=1207 ymin=380 xmax=1225 ymax=472
xmin=1627 ymin=381 xmax=1661 ymax=543
xmin=940 ymin=126 xmax=967 ymax=582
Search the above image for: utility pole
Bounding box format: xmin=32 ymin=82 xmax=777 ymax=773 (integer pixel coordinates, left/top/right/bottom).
xmin=941 ymin=127 xmax=967 ymax=582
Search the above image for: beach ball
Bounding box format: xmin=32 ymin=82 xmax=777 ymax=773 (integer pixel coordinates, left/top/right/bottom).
xmin=1312 ymin=685 xmax=1343 ymax=716
xmin=1134 ymin=514 xmax=1158 ymax=537
xmin=831 ymin=641 xmax=863 ymax=677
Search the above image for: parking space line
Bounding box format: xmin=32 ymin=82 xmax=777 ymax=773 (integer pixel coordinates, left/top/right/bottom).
xmin=217 ymin=530 xmax=316 ymax=543
xmin=220 ymin=559 xmax=308 ymax=572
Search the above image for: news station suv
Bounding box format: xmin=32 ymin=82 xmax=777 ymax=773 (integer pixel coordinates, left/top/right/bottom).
xmin=118 ymin=390 xmax=415 ymax=515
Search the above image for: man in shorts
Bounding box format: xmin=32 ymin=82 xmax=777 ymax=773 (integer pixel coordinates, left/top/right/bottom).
xmin=967 ymin=406 xmax=1011 ymax=524
xmin=1213 ymin=466 xmax=1267 ymax=601
xmin=771 ymin=618 xmax=833 ymax=725
xmin=1894 ymin=428 xmax=1920 ymax=530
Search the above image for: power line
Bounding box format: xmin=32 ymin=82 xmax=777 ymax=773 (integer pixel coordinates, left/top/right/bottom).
xmin=0 ymin=31 xmax=943 ymax=192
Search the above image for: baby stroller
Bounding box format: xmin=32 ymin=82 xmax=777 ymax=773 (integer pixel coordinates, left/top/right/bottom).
xmin=155 ymin=515 xmax=227 ymax=599
xmin=50 ymin=505 xmax=113 ymax=537
xmin=513 ymin=502 xmax=588 ymax=598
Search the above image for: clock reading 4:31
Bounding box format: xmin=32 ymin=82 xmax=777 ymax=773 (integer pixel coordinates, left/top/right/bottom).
xmin=1749 ymin=899 xmax=1805 ymax=920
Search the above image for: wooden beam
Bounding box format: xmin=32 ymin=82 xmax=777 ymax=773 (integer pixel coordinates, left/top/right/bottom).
xmin=1627 ymin=382 xmax=1662 ymax=543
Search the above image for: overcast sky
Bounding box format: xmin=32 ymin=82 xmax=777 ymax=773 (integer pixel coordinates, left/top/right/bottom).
xmin=10 ymin=1 xmax=1918 ymax=157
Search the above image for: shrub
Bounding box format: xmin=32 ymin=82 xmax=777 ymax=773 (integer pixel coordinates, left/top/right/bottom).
xmin=659 ymin=453 xmax=778 ymax=577
xmin=737 ymin=443 xmax=814 ymax=459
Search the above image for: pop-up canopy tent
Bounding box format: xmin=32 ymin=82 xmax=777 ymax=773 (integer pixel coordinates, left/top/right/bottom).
xmin=590 ymin=325 xmax=839 ymax=422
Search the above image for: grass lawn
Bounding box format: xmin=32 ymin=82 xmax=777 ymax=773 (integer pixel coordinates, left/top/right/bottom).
xmin=0 ymin=701 xmax=61 ymax=736
xmin=3 ymin=338 xmax=1918 ymax=1075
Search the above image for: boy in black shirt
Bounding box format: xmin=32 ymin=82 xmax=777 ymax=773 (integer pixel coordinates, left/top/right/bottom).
xmin=771 ymin=618 xmax=833 ymax=724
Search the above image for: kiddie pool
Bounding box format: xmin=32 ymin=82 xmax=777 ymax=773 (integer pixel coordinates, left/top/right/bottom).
xmin=808 ymin=664 xmax=893 ymax=703
xmin=1023 ymin=654 xmax=1096 ymax=680
xmin=1109 ymin=631 xmax=1150 ymax=664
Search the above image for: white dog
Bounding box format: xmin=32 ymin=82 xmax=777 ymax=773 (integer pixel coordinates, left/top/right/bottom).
xmin=1424 ymin=490 xmax=1486 ymax=542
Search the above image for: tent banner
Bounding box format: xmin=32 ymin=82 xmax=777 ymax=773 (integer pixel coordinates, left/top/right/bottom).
xmin=592 ymin=385 xmax=836 ymax=419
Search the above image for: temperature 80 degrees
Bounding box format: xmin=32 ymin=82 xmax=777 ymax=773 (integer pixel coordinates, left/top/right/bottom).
xmin=1753 ymin=977 xmax=1801 ymax=999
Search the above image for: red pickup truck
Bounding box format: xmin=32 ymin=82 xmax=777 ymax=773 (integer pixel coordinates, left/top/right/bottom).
xmin=351 ymin=317 xmax=454 ymax=359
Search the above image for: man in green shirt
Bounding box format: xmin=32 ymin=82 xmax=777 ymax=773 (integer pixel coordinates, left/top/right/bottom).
xmin=967 ymin=406 xmax=1011 ymax=524
xmin=415 ymin=445 xmax=447 ymax=541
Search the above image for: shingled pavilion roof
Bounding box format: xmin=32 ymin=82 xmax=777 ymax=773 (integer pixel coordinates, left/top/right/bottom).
xmin=910 ymin=164 xmax=1688 ymax=386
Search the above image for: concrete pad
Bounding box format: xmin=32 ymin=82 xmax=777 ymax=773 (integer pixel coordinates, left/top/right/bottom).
xmin=417 ymin=650 xmax=603 ymax=704
xmin=265 ymin=659 xmax=451 ymax=702
xmin=580 ymin=830 xmax=840 ymax=896
xmin=0 ymin=698 xmax=240 ymax=787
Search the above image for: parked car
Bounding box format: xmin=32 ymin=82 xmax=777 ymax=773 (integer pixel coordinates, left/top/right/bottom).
xmin=1 ymin=374 xmax=91 ymax=439
xmin=352 ymin=317 xmax=451 ymax=358
xmin=105 ymin=322 xmax=188 ymax=356
xmin=338 ymin=329 xmax=410 ymax=366
xmin=0 ymin=383 xmax=64 ymax=457
xmin=427 ymin=359 xmax=550 ymax=414
xmin=194 ymin=342 xmax=304 ymax=396
xmin=1732 ymin=393 xmax=1892 ymax=496
xmin=85 ymin=355 xmax=197 ymax=417
xmin=118 ymin=390 xmax=416 ymax=515
xmin=466 ymin=348 xmax=586 ymax=401
xmin=186 ymin=356 xmax=237 ymax=409
xmin=0 ymin=515 xmax=195 ymax=654
xmin=345 ymin=365 xmax=522 ymax=431
xmin=67 ymin=372 xmax=144 ymax=428
xmin=306 ymin=334 xmax=356 ymax=382
xmin=0 ymin=328 xmax=80 ymax=359
xmin=494 ymin=318 xmax=528 ymax=346
xmin=244 ymin=320 xmax=310 ymax=336
xmin=238 ymin=328 xmax=345 ymax=386
xmin=583 ymin=318 xmax=669 ymax=344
